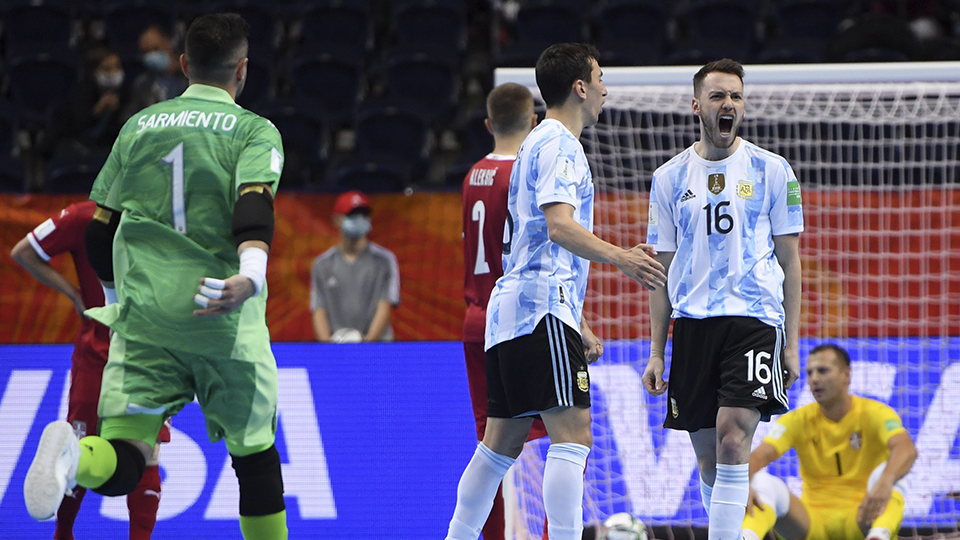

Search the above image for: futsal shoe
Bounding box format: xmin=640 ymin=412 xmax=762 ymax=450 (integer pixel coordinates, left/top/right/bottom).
xmin=23 ymin=421 xmax=80 ymax=521
xmin=865 ymin=527 xmax=891 ymax=540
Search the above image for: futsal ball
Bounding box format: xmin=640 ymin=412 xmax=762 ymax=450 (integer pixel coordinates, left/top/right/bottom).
xmin=602 ymin=512 xmax=649 ymax=540
xmin=331 ymin=328 xmax=363 ymax=343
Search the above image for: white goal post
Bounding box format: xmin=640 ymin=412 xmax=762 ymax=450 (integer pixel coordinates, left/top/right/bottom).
xmin=493 ymin=62 xmax=960 ymax=540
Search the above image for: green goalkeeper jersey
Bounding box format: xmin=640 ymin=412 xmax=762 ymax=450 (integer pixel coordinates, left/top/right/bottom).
xmin=86 ymin=84 xmax=283 ymax=360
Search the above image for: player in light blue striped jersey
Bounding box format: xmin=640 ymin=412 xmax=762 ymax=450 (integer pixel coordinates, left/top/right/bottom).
xmin=447 ymin=43 xmax=666 ymax=540
xmin=642 ymin=59 xmax=803 ymax=540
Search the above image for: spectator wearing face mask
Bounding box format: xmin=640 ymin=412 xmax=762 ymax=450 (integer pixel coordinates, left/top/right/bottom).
xmin=46 ymin=46 xmax=131 ymax=157
xmin=310 ymin=191 xmax=401 ymax=343
xmin=122 ymin=25 xmax=188 ymax=120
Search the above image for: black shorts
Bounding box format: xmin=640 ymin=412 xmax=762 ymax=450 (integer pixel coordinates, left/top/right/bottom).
xmin=665 ymin=316 xmax=788 ymax=432
xmin=486 ymin=314 xmax=590 ymax=418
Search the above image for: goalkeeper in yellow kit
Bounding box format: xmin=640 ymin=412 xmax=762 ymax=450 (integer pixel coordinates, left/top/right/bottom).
xmin=742 ymin=344 xmax=917 ymax=540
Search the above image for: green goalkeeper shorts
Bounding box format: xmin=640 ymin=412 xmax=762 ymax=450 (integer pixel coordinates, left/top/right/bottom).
xmin=98 ymin=333 xmax=278 ymax=455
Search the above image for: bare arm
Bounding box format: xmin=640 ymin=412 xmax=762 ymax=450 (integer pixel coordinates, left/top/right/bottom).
xmin=193 ymin=240 xmax=268 ymax=316
xmin=773 ymin=233 xmax=801 ymax=389
xmin=746 ymin=442 xmax=783 ymax=515
xmin=857 ymin=431 xmax=918 ymax=525
xmin=580 ymin=316 xmax=603 ymax=364
xmin=11 ymin=237 xmax=86 ymax=316
xmin=312 ymin=308 xmax=332 ymax=342
xmin=642 ymin=251 xmax=674 ymax=395
xmin=542 ymin=202 xmax=665 ymax=290
xmin=364 ymin=299 xmax=392 ymax=342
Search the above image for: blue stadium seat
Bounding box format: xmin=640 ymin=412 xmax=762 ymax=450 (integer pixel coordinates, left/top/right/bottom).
xmin=0 ymin=0 xmax=74 ymax=57
xmin=755 ymin=37 xmax=826 ymax=63
xmin=842 ymin=47 xmax=911 ymax=62
xmin=298 ymin=0 xmax=371 ymax=56
xmin=256 ymin=99 xmax=326 ymax=189
xmin=383 ymin=51 xmax=459 ymax=126
xmin=354 ymin=102 xmax=428 ymax=164
xmin=101 ymin=1 xmax=176 ymax=62
xmin=676 ymin=0 xmax=761 ymax=56
xmin=289 ymin=49 xmax=364 ymax=127
xmin=664 ymin=37 xmax=752 ymax=65
xmin=44 ymin=152 xmax=108 ymax=194
xmin=235 ymin=50 xmax=275 ymax=109
xmin=498 ymin=0 xmax=589 ymax=66
xmin=771 ymin=0 xmax=853 ymax=40
xmin=392 ymin=0 xmax=466 ymax=53
xmin=208 ymin=1 xmax=278 ymax=49
xmin=7 ymin=52 xmax=77 ymax=124
xmin=458 ymin=106 xmax=494 ymax=164
xmin=593 ymin=0 xmax=670 ymax=66
xmin=334 ymin=157 xmax=410 ymax=192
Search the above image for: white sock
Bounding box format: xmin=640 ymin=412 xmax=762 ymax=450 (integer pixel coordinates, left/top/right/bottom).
xmin=446 ymin=443 xmax=515 ymax=540
xmin=708 ymin=463 xmax=750 ymax=540
xmin=700 ymin=476 xmax=714 ymax=516
xmin=542 ymin=443 xmax=590 ymax=540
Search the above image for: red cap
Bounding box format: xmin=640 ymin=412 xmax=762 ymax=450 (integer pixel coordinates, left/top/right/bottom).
xmin=333 ymin=191 xmax=372 ymax=215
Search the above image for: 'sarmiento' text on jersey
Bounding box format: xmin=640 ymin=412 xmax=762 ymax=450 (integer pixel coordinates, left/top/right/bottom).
xmin=136 ymin=110 xmax=238 ymax=134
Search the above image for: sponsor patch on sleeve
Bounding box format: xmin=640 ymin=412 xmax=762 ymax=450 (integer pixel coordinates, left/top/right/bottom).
xmin=885 ymin=418 xmax=901 ymax=432
xmin=767 ymin=423 xmax=787 ymax=440
xmin=648 ymin=202 xmax=658 ymax=226
xmin=556 ymin=156 xmax=575 ymax=183
xmin=787 ymin=181 xmax=801 ymax=206
xmin=32 ymin=218 xmax=56 ymax=241
xmin=270 ymin=147 xmax=283 ymax=174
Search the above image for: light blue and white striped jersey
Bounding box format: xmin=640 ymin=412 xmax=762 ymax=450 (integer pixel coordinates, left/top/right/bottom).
xmin=485 ymin=119 xmax=595 ymax=350
xmin=647 ymin=139 xmax=803 ymax=327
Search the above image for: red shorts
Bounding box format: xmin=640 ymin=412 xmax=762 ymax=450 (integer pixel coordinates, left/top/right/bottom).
xmin=68 ymin=364 xmax=171 ymax=443
xmin=464 ymin=341 xmax=548 ymax=441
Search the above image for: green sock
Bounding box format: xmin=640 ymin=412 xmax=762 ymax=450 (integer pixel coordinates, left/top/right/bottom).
xmin=239 ymin=510 xmax=288 ymax=540
xmin=75 ymin=436 xmax=117 ymax=489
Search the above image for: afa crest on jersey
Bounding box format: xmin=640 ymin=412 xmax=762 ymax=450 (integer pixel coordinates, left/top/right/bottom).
xmin=737 ymin=178 xmax=754 ymax=199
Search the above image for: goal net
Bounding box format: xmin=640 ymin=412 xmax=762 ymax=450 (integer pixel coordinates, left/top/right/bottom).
xmin=495 ymin=63 xmax=960 ymax=539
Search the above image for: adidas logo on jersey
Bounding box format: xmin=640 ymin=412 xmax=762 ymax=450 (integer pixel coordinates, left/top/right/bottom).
xmin=752 ymin=387 xmax=767 ymax=400
xmin=680 ymin=189 xmax=696 ymax=202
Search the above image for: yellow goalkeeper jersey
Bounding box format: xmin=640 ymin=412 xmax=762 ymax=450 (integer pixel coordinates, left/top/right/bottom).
xmin=762 ymin=395 xmax=906 ymax=509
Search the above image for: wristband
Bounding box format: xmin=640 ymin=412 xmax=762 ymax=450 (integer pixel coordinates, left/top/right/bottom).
xmin=239 ymin=247 xmax=268 ymax=297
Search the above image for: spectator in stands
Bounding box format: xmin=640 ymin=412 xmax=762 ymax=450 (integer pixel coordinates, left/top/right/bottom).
xmin=122 ymin=25 xmax=188 ymax=119
xmin=46 ymin=46 xmax=131 ymax=157
xmin=310 ymin=191 xmax=400 ymax=343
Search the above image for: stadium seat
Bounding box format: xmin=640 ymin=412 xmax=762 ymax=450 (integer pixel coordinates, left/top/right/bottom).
xmin=101 ymin=1 xmax=176 ymax=62
xmin=842 ymin=47 xmax=911 ymax=62
xmin=256 ymin=100 xmax=326 ymax=189
xmin=354 ymin=102 xmax=429 ymax=164
xmin=458 ymin=106 xmax=494 ymax=165
xmin=44 ymin=152 xmax=108 ymax=194
xmin=593 ymin=0 xmax=671 ymax=66
xmin=0 ymin=101 xmax=20 ymax=159
xmin=498 ymin=0 xmax=589 ymax=66
xmin=392 ymin=0 xmax=466 ymax=53
xmin=754 ymin=37 xmax=826 ymax=64
xmin=334 ymin=156 xmax=410 ymax=192
xmin=235 ymin=50 xmax=275 ymax=109
xmin=298 ymin=0 xmax=372 ymax=56
xmin=208 ymin=1 xmax=277 ymax=49
xmin=383 ymin=51 xmax=459 ymax=126
xmin=289 ymin=49 xmax=364 ymax=128
xmin=0 ymin=157 xmax=24 ymax=192
xmin=675 ymin=0 xmax=761 ymax=56
xmin=7 ymin=52 xmax=77 ymax=124
xmin=770 ymin=0 xmax=853 ymax=40
xmin=664 ymin=37 xmax=752 ymax=65
xmin=0 ymin=0 xmax=74 ymax=57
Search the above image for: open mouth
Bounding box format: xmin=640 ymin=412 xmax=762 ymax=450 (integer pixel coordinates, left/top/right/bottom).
xmin=718 ymin=114 xmax=734 ymax=136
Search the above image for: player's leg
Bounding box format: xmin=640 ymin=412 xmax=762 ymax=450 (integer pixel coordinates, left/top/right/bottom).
xmin=196 ymin=351 xmax=287 ymax=540
xmin=55 ymin=365 xmax=100 ymax=540
xmin=861 ymin=463 xmax=906 ymax=540
xmin=539 ymin=405 xmax=592 ymax=540
xmin=688 ymin=428 xmax=718 ymax=513
xmin=126 ymin=434 xmax=164 ymax=540
xmin=463 ymin=341 xmax=508 ymax=540
xmin=712 ymin=318 xmax=789 ymax=540
xmin=742 ymin=469 xmax=811 ymax=540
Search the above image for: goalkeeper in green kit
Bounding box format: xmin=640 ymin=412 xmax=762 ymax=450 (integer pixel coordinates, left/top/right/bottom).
xmin=23 ymin=13 xmax=288 ymax=540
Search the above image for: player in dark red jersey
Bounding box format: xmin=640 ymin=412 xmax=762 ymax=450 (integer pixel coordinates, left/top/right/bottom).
xmin=461 ymin=82 xmax=542 ymax=540
xmin=12 ymin=200 xmax=167 ymax=540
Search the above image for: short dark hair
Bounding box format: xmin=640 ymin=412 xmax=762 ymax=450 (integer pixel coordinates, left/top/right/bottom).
xmin=809 ymin=343 xmax=851 ymax=368
xmin=184 ymin=13 xmax=249 ymax=85
xmin=535 ymin=43 xmax=600 ymax=108
xmin=486 ymin=83 xmax=534 ymax=136
xmin=693 ymin=58 xmax=745 ymax=97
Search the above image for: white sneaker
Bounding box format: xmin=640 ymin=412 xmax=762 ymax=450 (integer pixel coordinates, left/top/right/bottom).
xmin=866 ymin=527 xmax=891 ymax=540
xmin=23 ymin=421 xmax=80 ymax=521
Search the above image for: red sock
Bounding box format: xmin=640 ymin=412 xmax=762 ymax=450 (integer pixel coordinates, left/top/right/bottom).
xmin=54 ymin=487 xmax=86 ymax=540
xmin=126 ymin=465 xmax=161 ymax=540
xmin=481 ymin=483 xmax=506 ymax=540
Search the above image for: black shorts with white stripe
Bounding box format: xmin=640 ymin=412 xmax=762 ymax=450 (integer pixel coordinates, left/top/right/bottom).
xmin=665 ymin=316 xmax=789 ymax=432
xmin=486 ymin=314 xmax=590 ymax=419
